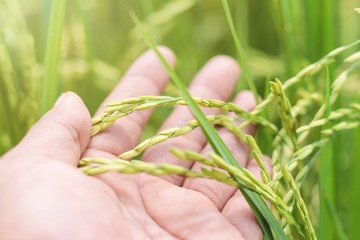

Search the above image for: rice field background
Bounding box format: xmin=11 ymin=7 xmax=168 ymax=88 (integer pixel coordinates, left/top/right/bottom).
xmin=1 ymin=0 xmax=360 ymax=239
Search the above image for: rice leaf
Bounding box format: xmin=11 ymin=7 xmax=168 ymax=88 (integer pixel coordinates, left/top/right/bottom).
xmin=350 ymin=125 xmax=360 ymax=240
xmin=40 ymin=0 xmax=66 ymax=114
xmin=277 ymin=0 xmax=298 ymax=75
xmin=319 ymin=68 xmax=334 ymax=240
xmin=324 ymin=196 xmax=349 ymax=240
xmin=221 ymin=0 xmax=259 ymax=104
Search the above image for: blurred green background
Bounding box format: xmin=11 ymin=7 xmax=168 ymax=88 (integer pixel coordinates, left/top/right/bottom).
xmin=1 ymin=0 xmax=360 ymax=239
xmin=1 ymin=0 xmax=359 ymax=152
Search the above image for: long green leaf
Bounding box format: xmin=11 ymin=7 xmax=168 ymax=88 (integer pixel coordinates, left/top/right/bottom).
xmin=324 ymin=196 xmax=349 ymax=240
xmin=351 ymin=125 xmax=360 ymax=240
xmin=40 ymin=0 xmax=66 ymax=114
xmin=319 ymin=68 xmax=334 ymax=239
xmin=221 ymin=0 xmax=259 ymax=104
xmin=130 ymin=10 xmax=289 ymax=240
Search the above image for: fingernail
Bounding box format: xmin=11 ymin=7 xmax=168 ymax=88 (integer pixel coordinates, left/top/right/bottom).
xmin=54 ymin=92 xmax=69 ymax=107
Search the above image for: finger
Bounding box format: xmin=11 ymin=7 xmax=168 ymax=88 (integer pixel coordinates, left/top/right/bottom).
xmin=2 ymin=92 xmax=92 ymax=166
xmin=83 ymin=46 xmax=176 ymax=158
xmin=182 ymin=91 xmax=257 ymax=210
xmin=221 ymin=156 xmax=272 ymax=240
xmin=139 ymin=175 xmax=245 ymax=240
xmin=142 ymin=56 xmax=240 ymax=185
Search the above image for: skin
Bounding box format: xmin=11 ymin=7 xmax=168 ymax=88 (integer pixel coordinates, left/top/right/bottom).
xmin=0 ymin=47 xmax=270 ymax=240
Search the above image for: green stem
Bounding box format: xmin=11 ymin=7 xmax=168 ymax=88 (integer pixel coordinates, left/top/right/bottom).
xmin=303 ymin=0 xmax=319 ymax=61
xmin=350 ymin=105 xmax=360 ymax=240
xmin=278 ymin=0 xmax=297 ymax=75
xmin=319 ymin=68 xmax=334 ymax=240
xmin=40 ymin=0 xmax=66 ymax=114
xmin=221 ymin=0 xmax=259 ymax=104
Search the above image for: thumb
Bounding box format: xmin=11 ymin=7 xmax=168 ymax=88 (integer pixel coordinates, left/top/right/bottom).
xmin=4 ymin=92 xmax=92 ymax=166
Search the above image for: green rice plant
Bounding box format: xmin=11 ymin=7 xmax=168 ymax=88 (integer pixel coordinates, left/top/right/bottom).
xmin=297 ymin=61 xmax=360 ymax=145
xmin=81 ymin=5 xmax=360 ymax=239
xmin=250 ymin=39 xmax=360 ymax=117
xmin=81 ymin=40 xmax=360 ymax=240
xmin=129 ymin=10 xmax=286 ymax=239
xmin=80 ymin=30 xmax=359 ymax=239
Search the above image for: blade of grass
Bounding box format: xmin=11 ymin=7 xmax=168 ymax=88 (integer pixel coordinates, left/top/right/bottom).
xmin=234 ymin=0 xmax=249 ymax=93
xmin=350 ymin=125 xmax=360 ymax=240
xmin=324 ymin=196 xmax=349 ymax=240
xmin=319 ymin=68 xmax=334 ymax=239
xmin=277 ymin=0 xmax=298 ymax=75
xmin=129 ymin=10 xmax=288 ymax=240
xmin=40 ymin=0 xmax=66 ymax=114
xmin=320 ymin=0 xmax=337 ymax=57
xmin=221 ymin=0 xmax=259 ymax=104
xmin=349 ymin=91 xmax=360 ymax=240
xmin=256 ymin=75 xmax=272 ymax=154
xmin=303 ymin=0 xmax=320 ymax=61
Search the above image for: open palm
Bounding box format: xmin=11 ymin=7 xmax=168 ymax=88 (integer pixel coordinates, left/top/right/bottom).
xmin=0 ymin=47 xmax=266 ymax=240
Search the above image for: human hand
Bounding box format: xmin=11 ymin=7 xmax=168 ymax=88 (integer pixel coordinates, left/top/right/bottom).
xmin=0 ymin=47 xmax=269 ymax=240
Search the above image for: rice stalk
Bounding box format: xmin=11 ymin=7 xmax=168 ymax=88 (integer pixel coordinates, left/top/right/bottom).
xmin=292 ymin=92 xmax=323 ymax=116
xmin=321 ymin=121 xmax=360 ymax=136
xmin=297 ymin=105 xmax=360 ymax=133
xmin=345 ymin=51 xmax=360 ymax=63
xmin=246 ymin=38 xmax=360 ymax=118
xmin=281 ymin=165 xmax=317 ymax=240
xmin=297 ymin=61 xmax=360 ymax=145
xmin=81 ymin=156 xmax=295 ymax=203
xmin=91 ymin=96 xmax=277 ymax=136
xmin=270 ymin=79 xmax=297 ymax=148
xmin=270 ymin=113 xmax=360 ymax=186
xmin=269 ymin=140 xmax=327 ymax=186
xmin=119 ymin=115 xmax=239 ymax=160
xmin=80 ymin=158 xmax=202 ymax=178
xmin=271 ymin=91 xmax=323 ymax=169
xmin=245 ymin=135 xmax=271 ymax=184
